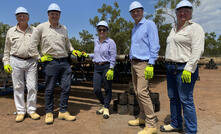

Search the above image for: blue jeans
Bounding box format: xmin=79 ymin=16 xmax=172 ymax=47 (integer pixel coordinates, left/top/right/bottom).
xmin=93 ymin=63 xmax=112 ymax=108
xmin=166 ymin=63 xmax=198 ymax=134
xmin=44 ymin=59 xmax=72 ymax=113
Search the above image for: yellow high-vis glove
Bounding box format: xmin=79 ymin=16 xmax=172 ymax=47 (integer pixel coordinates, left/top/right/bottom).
xmin=4 ymin=64 xmax=12 ymax=74
xmin=82 ymin=51 xmax=89 ymax=58
xmin=144 ymin=65 xmax=154 ymax=80
xmin=39 ymin=54 xmax=53 ymax=62
xmin=181 ymin=70 xmax=191 ymax=83
xmin=106 ymin=69 xmax=114 ymax=80
xmin=72 ymin=50 xmax=82 ymax=57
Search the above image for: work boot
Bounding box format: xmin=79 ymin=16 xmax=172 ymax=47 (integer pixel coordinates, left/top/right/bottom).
xmin=138 ymin=126 xmax=157 ymax=134
xmin=96 ymin=105 xmax=104 ymax=115
xmin=29 ymin=112 xmax=40 ymax=120
xmin=45 ymin=113 xmax=53 ymax=124
xmin=128 ymin=118 xmax=145 ymax=126
xmin=160 ymin=124 xmax=182 ymax=132
xmin=15 ymin=114 xmax=25 ymax=123
xmin=103 ymin=108 xmax=109 ymax=119
xmin=58 ymin=111 xmax=76 ymax=121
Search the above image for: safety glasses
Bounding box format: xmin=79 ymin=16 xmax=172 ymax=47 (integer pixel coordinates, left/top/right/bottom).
xmin=97 ymin=28 xmax=107 ymax=32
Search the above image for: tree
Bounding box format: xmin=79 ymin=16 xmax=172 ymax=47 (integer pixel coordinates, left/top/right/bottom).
xmin=0 ymin=23 xmax=10 ymax=54
xmin=204 ymin=32 xmax=221 ymax=56
xmin=89 ymin=2 xmax=133 ymax=54
xmin=79 ymin=30 xmax=94 ymax=53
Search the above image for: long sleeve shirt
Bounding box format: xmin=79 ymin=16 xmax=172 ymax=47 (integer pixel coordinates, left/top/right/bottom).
xmin=165 ymin=20 xmax=205 ymax=73
xmin=29 ymin=21 xmax=74 ymax=59
xmin=129 ymin=17 xmax=160 ymax=65
xmin=2 ymin=25 xmax=35 ymax=66
xmin=89 ymin=38 xmax=117 ymax=68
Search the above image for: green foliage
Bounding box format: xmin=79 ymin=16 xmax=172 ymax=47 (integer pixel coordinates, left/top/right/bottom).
xmin=204 ymin=32 xmax=221 ymax=56
xmin=0 ymin=23 xmax=10 ymax=54
xmin=89 ymin=2 xmax=133 ymax=54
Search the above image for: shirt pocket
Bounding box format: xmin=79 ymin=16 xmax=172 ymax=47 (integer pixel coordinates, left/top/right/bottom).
xmin=175 ymin=32 xmax=191 ymax=45
xmin=10 ymin=35 xmax=20 ymax=45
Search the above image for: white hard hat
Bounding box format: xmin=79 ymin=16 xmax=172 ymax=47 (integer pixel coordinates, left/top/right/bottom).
xmin=97 ymin=21 xmax=108 ymax=29
xmin=15 ymin=7 xmax=28 ymax=15
xmin=129 ymin=1 xmax=143 ymax=12
xmin=176 ymin=0 xmax=192 ymax=10
xmin=48 ymin=3 xmax=61 ymax=12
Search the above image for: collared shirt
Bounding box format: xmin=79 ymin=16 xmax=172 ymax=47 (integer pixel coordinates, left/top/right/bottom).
xmin=29 ymin=21 xmax=74 ymax=59
xmin=165 ymin=20 xmax=205 ymax=73
xmin=3 ymin=25 xmax=35 ymax=65
xmin=89 ymin=38 xmax=117 ymax=68
xmin=129 ymin=17 xmax=160 ymax=65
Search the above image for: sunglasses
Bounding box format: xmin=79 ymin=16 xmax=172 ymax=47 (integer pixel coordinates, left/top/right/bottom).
xmin=97 ymin=28 xmax=107 ymax=32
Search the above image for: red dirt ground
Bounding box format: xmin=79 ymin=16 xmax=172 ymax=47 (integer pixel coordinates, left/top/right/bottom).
xmin=0 ymin=66 xmax=220 ymax=134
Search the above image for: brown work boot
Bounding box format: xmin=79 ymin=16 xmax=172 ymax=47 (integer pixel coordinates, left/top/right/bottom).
xmin=45 ymin=113 xmax=53 ymax=124
xmin=96 ymin=105 xmax=104 ymax=115
xmin=58 ymin=111 xmax=76 ymax=121
xmin=29 ymin=112 xmax=40 ymax=120
xmin=16 ymin=114 xmax=25 ymax=123
xmin=138 ymin=126 xmax=157 ymax=134
xmin=103 ymin=108 xmax=109 ymax=119
xmin=128 ymin=118 xmax=145 ymax=126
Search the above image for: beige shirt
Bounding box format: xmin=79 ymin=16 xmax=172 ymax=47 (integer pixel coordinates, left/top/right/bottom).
xmin=3 ymin=25 xmax=35 ymax=66
xmin=165 ymin=20 xmax=205 ymax=73
xmin=29 ymin=21 xmax=74 ymax=59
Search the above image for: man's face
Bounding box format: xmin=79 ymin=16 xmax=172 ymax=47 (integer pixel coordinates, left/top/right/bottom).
xmin=48 ymin=11 xmax=60 ymax=24
xmin=130 ymin=8 xmax=143 ymax=23
xmin=16 ymin=13 xmax=29 ymax=25
xmin=176 ymin=7 xmax=192 ymax=22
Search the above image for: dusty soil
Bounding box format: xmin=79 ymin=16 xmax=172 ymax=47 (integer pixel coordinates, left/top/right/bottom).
xmin=0 ymin=66 xmax=221 ymax=134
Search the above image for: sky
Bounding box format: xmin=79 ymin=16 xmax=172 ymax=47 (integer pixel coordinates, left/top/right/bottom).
xmin=0 ymin=0 xmax=221 ymax=39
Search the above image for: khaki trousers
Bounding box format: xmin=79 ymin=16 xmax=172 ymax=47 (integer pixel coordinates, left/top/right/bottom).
xmin=131 ymin=61 xmax=157 ymax=127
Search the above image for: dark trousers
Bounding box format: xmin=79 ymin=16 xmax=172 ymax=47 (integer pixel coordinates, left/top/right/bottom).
xmin=44 ymin=59 xmax=72 ymax=113
xmin=93 ymin=64 xmax=112 ymax=108
xmin=166 ymin=63 xmax=198 ymax=134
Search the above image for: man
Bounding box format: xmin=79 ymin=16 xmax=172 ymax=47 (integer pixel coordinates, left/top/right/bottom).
xmin=160 ymin=1 xmax=205 ymax=134
xmin=30 ymin=3 xmax=82 ymax=124
xmin=3 ymin=7 xmax=40 ymax=122
xmin=128 ymin=1 xmax=160 ymax=134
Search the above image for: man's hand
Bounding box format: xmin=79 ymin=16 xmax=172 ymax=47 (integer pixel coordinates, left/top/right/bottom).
xmin=181 ymin=70 xmax=191 ymax=83
xmin=82 ymin=51 xmax=89 ymax=58
xmin=106 ymin=69 xmax=114 ymax=80
xmin=39 ymin=54 xmax=53 ymax=62
xmin=72 ymin=50 xmax=82 ymax=57
xmin=4 ymin=64 xmax=12 ymax=74
xmin=144 ymin=65 xmax=154 ymax=80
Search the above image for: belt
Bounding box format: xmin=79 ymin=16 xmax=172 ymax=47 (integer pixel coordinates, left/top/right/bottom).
xmin=131 ymin=59 xmax=148 ymax=62
xmin=165 ymin=61 xmax=186 ymax=65
xmin=94 ymin=62 xmax=110 ymax=65
xmin=53 ymin=57 xmax=69 ymax=62
xmin=12 ymin=55 xmax=32 ymax=60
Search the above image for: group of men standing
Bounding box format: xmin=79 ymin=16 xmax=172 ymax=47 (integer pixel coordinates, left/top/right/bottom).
xmin=2 ymin=1 xmax=204 ymax=134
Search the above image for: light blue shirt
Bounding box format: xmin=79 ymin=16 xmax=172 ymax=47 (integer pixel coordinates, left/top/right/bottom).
xmin=129 ymin=18 xmax=160 ymax=65
xmin=89 ymin=38 xmax=117 ymax=68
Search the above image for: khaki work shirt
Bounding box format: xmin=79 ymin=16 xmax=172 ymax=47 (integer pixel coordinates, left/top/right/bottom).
xmin=165 ymin=20 xmax=205 ymax=73
xmin=3 ymin=25 xmax=35 ymax=66
xmin=29 ymin=21 xmax=74 ymax=59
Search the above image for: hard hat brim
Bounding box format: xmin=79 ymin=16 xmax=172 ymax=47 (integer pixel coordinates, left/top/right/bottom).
xmin=176 ymin=6 xmax=192 ymax=10
xmin=15 ymin=12 xmax=29 ymax=15
xmin=129 ymin=7 xmax=143 ymax=12
xmin=48 ymin=10 xmax=61 ymax=13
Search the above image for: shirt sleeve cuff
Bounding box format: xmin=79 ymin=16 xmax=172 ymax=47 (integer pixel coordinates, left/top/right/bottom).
xmin=148 ymin=59 xmax=155 ymax=65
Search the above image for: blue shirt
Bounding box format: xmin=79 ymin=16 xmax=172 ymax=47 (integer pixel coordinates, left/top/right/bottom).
xmin=90 ymin=38 xmax=117 ymax=68
xmin=129 ymin=18 xmax=160 ymax=65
